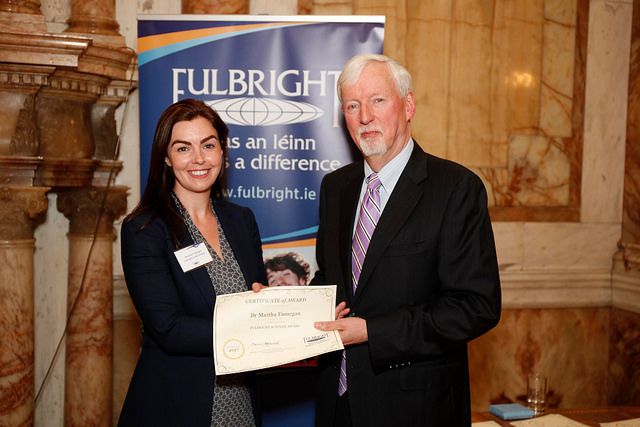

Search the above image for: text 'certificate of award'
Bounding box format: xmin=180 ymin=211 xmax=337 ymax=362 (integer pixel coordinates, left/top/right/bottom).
xmin=213 ymin=285 xmax=343 ymax=375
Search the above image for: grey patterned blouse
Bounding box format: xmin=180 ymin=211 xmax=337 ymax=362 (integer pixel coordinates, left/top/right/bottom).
xmin=172 ymin=193 xmax=256 ymax=427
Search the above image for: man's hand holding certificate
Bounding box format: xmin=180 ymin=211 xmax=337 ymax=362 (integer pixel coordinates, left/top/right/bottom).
xmin=213 ymin=285 xmax=343 ymax=375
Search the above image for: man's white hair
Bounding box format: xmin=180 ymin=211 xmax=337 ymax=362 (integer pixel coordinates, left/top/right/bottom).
xmin=337 ymin=53 xmax=413 ymax=102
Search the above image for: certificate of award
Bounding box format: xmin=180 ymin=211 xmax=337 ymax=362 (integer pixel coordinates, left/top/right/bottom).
xmin=213 ymin=285 xmax=343 ymax=375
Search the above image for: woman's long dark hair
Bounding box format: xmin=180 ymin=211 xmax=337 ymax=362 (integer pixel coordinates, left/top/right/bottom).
xmin=125 ymin=99 xmax=229 ymax=244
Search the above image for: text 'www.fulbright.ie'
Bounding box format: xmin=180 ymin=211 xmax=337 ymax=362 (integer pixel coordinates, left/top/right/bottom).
xmin=223 ymin=185 xmax=317 ymax=202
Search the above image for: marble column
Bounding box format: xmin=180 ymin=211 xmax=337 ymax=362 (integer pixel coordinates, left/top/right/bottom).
xmin=182 ymin=0 xmax=248 ymax=14
xmin=0 ymin=187 xmax=48 ymax=427
xmin=65 ymin=0 xmax=119 ymax=36
xmin=57 ymin=187 xmax=127 ymax=427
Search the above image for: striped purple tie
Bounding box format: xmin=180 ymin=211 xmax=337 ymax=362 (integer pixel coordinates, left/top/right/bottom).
xmin=338 ymin=173 xmax=382 ymax=396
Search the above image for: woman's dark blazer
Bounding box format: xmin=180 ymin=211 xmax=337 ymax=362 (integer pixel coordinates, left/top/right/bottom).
xmin=118 ymin=198 xmax=267 ymax=427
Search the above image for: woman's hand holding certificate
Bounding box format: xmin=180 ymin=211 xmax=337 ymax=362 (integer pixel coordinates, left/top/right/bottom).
xmin=213 ymin=285 xmax=343 ymax=375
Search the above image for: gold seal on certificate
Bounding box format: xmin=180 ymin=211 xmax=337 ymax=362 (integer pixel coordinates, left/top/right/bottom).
xmin=213 ymin=285 xmax=343 ymax=375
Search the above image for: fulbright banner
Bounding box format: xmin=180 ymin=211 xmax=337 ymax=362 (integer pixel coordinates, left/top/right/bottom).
xmin=137 ymin=14 xmax=384 ymax=426
xmin=137 ymin=15 xmax=384 ymax=280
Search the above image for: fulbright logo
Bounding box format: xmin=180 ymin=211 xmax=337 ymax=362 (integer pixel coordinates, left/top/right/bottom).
xmin=207 ymin=97 xmax=324 ymax=126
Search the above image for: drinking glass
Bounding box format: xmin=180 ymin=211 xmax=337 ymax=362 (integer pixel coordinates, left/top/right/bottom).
xmin=526 ymin=373 xmax=547 ymax=416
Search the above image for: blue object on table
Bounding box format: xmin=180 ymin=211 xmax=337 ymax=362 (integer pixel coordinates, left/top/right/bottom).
xmin=489 ymin=403 xmax=535 ymax=420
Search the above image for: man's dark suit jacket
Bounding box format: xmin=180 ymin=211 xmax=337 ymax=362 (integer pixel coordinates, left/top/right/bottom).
xmin=118 ymin=198 xmax=267 ymax=427
xmin=313 ymin=144 xmax=501 ymax=427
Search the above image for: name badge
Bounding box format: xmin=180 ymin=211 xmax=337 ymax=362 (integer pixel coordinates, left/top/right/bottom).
xmin=174 ymin=242 xmax=214 ymax=272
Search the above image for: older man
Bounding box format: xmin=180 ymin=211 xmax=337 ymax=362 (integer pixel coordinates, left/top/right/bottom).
xmin=313 ymin=54 xmax=501 ymax=427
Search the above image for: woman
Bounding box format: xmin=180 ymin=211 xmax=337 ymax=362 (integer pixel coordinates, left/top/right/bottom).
xmin=119 ymin=99 xmax=267 ymax=426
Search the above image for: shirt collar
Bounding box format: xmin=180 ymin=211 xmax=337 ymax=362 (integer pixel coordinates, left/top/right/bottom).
xmin=364 ymin=138 xmax=414 ymax=194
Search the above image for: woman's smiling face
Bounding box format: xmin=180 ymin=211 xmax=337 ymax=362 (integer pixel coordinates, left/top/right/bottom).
xmin=165 ymin=116 xmax=223 ymax=200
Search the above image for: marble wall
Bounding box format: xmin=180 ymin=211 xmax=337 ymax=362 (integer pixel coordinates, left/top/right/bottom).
xmin=16 ymin=0 xmax=638 ymax=425
xmin=469 ymin=307 xmax=640 ymax=411
xmin=622 ymin=0 xmax=640 ymax=253
xmin=312 ymin=0 xmax=585 ymax=221
xmin=469 ymin=304 xmax=640 ymax=409
xmin=608 ymin=308 xmax=640 ymax=405
xmin=468 ymin=308 xmax=610 ymax=411
xmin=609 ymin=0 xmax=640 ymax=407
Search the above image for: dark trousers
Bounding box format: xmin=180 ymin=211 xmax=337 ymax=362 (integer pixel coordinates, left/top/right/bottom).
xmin=333 ymin=393 xmax=352 ymax=427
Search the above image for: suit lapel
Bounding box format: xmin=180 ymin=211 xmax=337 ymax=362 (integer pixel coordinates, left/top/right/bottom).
xmin=339 ymin=165 xmax=364 ymax=303
xmin=176 ymin=231 xmax=216 ymax=314
xmin=183 ymin=200 xmax=251 ymax=315
xmin=354 ymin=145 xmax=429 ymax=300
xmin=213 ymin=200 xmax=251 ymax=289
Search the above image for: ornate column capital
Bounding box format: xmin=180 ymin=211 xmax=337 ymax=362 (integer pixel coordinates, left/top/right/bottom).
xmin=56 ymin=186 xmax=127 ymax=236
xmin=93 ymin=79 xmax=137 ymax=161
xmin=0 ymin=186 xmax=48 ymax=240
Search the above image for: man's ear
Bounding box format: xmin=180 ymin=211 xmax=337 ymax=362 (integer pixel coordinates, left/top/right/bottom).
xmin=405 ymin=91 xmax=416 ymax=121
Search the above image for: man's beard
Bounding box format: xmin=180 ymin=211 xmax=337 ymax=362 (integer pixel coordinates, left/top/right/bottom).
xmin=356 ymin=129 xmax=388 ymax=157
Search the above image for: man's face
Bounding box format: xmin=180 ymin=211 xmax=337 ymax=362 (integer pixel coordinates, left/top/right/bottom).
xmin=340 ymin=62 xmax=415 ymax=167
xmin=267 ymin=269 xmax=306 ymax=286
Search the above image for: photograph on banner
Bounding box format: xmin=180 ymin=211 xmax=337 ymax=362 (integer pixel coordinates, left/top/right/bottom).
xmin=263 ymin=246 xmax=316 ymax=287
xmin=262 ymin=245 xmax=317 ymax=368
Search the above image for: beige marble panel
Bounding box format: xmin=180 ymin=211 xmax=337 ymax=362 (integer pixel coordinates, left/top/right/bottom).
xmin=469 ymin=308 xmax=609 ymax=411
xmin=490 ymin=0 xmax=543 ymax=140
xmin=492 ymin=222 xmax=525 ymax=271
xmin=505 ymin=135 xmax=570 ymax=206
xmin=449 ymin=0 xmax=544 ymax=169
xmin=355 ymin=0 xmax=406 ymax=63
xmin=334 ymin=0 xmax=584 ymax=218
xmin=421 ymin=0 xmax=582 ymax=217
xmin=522 ymin=222 xmax=620 ymax=269
xmin=447 ymin=0 xmax=499 ymax=166
xmin=406 ymin=0 xmax=451 ymax=159
xmin=581 ymin=0 xmax=632 ymax=223
xmin=540 ymin=0 xmax=576 ymax=137
xmin=500 ymin=269 xmax=612 ymax=308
